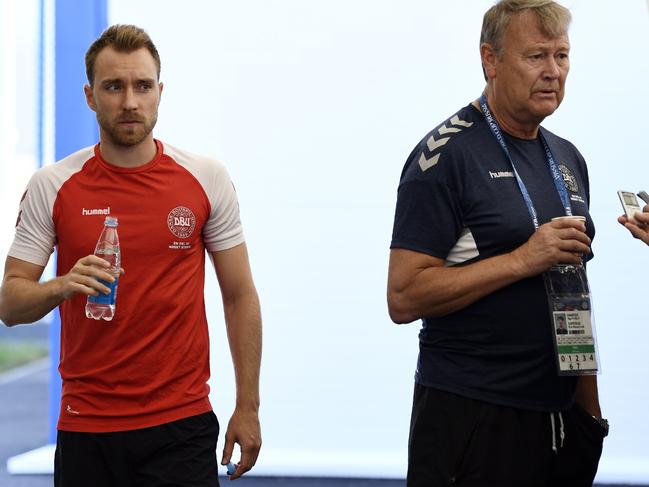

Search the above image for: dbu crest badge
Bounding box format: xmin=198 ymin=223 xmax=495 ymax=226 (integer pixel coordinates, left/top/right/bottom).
xmin=559 ymin=164 xmax=579 ymax=193
xmin=167 ymin=206 xmax=196 ymax=239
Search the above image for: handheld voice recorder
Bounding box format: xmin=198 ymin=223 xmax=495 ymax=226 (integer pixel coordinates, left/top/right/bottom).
xmin=618 ymin=191 xmax=643 ymax=222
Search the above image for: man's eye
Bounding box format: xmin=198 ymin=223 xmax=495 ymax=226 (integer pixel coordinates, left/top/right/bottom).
xmin=106 ymin=83 xmax=121 ymax=91
xmin=529 ymin=54 xmax=543 ymax=62
xmin=138 ymin=82 xmax=153 ymax=91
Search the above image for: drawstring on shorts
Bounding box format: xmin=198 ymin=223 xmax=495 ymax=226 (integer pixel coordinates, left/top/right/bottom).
xmin=550 ymin=412 xmax=565 ymax=454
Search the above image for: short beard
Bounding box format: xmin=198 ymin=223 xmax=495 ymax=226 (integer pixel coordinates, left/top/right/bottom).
xmin=97 ymin=112 xmax=158 ymax=147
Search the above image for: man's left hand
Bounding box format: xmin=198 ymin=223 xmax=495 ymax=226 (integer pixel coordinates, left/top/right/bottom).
xmin=221 ymin=409 xmax=262 ymax=480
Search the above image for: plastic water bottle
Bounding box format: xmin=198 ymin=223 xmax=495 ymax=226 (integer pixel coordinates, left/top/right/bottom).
xmin=85 ymin=216 xmax=120 ymax=321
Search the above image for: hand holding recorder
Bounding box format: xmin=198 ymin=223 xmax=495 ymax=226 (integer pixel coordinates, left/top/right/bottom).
xmin=618 ymin=190 xmax=649 ymax=245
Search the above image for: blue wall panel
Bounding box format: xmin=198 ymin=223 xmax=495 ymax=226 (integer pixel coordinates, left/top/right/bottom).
xmin=50 ymin=0 xmax=107 ymax=444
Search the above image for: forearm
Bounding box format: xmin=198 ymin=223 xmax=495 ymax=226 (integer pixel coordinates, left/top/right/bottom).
xmin=574 ymin=375 xmax=601 ymax=417
xmin=0 ymin=276 xmax=64 ymax=326
xmin=389 ymin=250 xmax=530 ymax=322
xmin=224 ymin=291 xmax=262 ymax=411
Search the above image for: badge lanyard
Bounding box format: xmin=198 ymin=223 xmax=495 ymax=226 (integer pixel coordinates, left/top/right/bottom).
xmin=478 ymin=93 xmax=572 ymax=226
xmin=478 ymin=94 xmax=599 ymax=376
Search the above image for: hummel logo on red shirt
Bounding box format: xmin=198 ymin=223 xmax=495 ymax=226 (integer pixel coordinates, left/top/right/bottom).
xmin=81 ymin=207 xmax=111 ymax=216
xmin=66 ymin=404 xmax=80 ymax=415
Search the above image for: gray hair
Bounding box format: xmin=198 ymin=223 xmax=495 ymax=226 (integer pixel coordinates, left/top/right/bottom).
xmin=481 ymin=0 xmax=572 ymax=55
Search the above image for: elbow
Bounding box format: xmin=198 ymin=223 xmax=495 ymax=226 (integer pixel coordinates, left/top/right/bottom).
xmin=390 ymin=312 xmax=414 ymax=325
xmin=0 ymin=311 xmax=18 ymax=327
xmin=0 ymin=303 xmax=7 ymax=326
xmin=0 ymin=298 xmax=19 ymax=327
xmin=0 ymin=311 xmax=19 ymax=327
xmin=388 ymin=289 xmax=450 ymax=323
xmin=387 ymin=291 xmax=418 ymax=324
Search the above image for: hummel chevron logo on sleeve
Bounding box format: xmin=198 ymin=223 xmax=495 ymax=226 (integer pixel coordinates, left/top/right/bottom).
xmin=418 ymin=115 xmax=474 ymax=172
xmin=419 ymin=152 xmax=441 ymax=171
xmin=426 ymin=133 xmax=450 ymax=152
xmin=438 ymin=125 xmax=463 ymax=135
xmin=450 ymin=115 xmax=473 ymax=127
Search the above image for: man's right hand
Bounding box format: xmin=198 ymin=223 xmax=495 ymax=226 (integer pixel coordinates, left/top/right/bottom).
xmin=618 ymin=204 xmax=649 ymax=246
xmin=511 ymin=218 xmax=591 ymax=277
xmin=0 ymin=254 xmax=124 ymax=326
xmin=55 ymin=254 xmax=120 ymax=300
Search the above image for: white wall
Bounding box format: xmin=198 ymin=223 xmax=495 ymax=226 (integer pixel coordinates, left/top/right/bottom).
xmin=0 ymin=0 xmax=41 ymax=259
xmin=1 ymin=0 xmax=647 ymax=482
xmin=107 ymin=0 xmax=649 ymax=482
xmin=559 ymin=2 xmax=649 ymax=483
xmin=0 ymin=0 xmax=56 ymax=306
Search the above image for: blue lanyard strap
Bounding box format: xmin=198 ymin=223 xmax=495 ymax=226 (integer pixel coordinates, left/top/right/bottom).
xmin=478 ymin=94 xmax=572 ymax=230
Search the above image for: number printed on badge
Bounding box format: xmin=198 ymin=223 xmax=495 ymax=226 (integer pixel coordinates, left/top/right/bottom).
xmin=559 ymin=353 xmax=596 ymax=372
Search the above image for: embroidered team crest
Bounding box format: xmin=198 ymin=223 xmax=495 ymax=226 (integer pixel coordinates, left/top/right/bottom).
xmin=167 ymin=206 xmax=196 ymax=239
xmin=559 ymin=164 xmax=579 ymax=192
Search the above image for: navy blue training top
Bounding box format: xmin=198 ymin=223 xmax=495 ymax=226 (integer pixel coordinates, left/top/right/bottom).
xmin=390 ymin=103 xmax=595 ymax=412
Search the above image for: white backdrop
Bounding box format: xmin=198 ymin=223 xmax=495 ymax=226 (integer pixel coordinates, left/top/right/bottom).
xmin=109 ymin=0 xmax=649 ymax=482
xmin=1 ymin=0 xmax=648 ymax=482
xmin=0 ymin=0 xmax=41 ymax=264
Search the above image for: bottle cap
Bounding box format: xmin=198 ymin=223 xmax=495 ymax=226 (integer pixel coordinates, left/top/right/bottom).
xmin=104 ymin=216 xmax=118 ymax=227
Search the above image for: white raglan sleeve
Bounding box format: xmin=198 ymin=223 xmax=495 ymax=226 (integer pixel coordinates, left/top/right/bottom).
xmin=8 ymin=169 xmax=57 ymax=267
xmin=202 ymin=161 xmax=245 ymax=252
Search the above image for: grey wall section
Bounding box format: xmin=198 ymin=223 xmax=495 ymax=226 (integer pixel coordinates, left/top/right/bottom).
xmin=50 ymin=0 xmax=107 ymax=443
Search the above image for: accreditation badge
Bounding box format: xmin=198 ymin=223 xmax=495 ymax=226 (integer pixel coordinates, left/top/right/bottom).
xmin=543 ymin=264 xmax=599 ymax=376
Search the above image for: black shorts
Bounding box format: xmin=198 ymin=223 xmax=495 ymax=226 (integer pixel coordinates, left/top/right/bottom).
xmin=55 ymin=411 xmax=220 ymax=487
xmin=408 ymin=384 xmax=605 ymax=487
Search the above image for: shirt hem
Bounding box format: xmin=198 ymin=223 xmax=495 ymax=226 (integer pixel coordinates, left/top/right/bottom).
xmin=7 ymin=249 xmax=50 ymax=268
xmin=414 ymin=378 xmax=575 ymax=413
xmin=389 ymin=242 xmax=446 ymax=260
xmin=206 ymin=235 xmax=246 ymax=253
xmin=57 ymin=399 xmax=213 ymax=433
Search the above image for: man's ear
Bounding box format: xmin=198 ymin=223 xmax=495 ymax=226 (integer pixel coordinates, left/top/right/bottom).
xmin=84 ymin=84 xmax=96 ymax=112
xmin=480 ymin=43 xmax=498 ymax=81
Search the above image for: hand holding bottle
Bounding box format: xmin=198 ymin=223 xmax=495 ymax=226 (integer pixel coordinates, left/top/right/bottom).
xmin=57 ymin=254 xmax=120 ymax=300
xmin=86 ymin=216 xmax=121 ymax=321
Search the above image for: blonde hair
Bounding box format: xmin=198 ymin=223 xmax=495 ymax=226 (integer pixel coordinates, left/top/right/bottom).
xmin=85 ymin=24 xmax=161 ymax=86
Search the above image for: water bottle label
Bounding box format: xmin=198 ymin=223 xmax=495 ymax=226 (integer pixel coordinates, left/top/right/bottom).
xmin=87 ymin=277 xmax=118 ymax=305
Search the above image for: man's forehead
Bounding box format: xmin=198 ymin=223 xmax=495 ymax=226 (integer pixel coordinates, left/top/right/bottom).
xmin=521 ymin=36 xmax=570 ymax=51
xmin=94 ymin=46 xmax=158 ymax=78
xmin=504 ymin=14 xmax=570 ymax=50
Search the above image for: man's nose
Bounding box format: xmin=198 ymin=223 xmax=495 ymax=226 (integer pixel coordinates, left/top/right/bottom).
xmin=122 ymin=87 xmax=138 ymax=110
xmin=542 ymin=56 xmax=561 ymax=79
